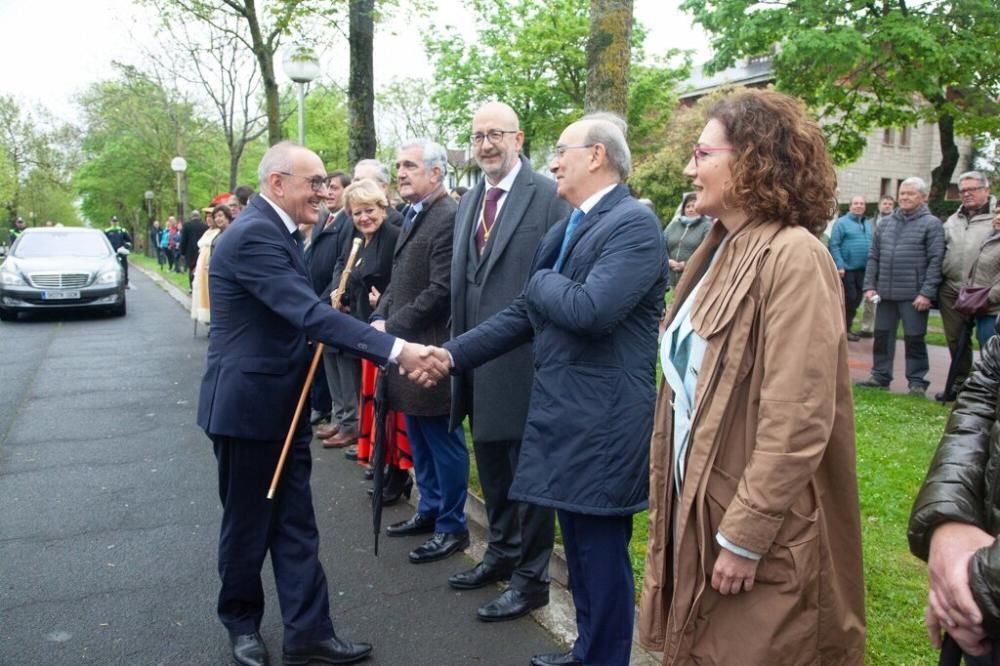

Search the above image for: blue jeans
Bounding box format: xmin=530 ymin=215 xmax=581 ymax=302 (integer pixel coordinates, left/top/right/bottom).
xmin=975 ymin=315 xmax=997 ymax=351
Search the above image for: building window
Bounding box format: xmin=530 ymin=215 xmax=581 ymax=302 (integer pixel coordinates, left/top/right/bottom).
xmin=899 ymin=126 xmax=911 ymax=147
xmin=883 ymin=128 xmax=895 ymax=146
xmin=880 ymin=178 xmax=893 ymax=197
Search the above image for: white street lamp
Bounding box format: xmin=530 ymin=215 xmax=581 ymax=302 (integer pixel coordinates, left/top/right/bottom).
xmin=282 ymin=46 xmax=321 ymax=145
xmin=171 ymin=157 xmax=188 ymax=220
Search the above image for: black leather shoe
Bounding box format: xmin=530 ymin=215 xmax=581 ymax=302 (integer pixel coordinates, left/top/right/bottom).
xmin=367 ymin=471 xmax=413 ymax=505
xmin=448 ymin=561 xmax=514 ymax=590
xmin=530 ymin=650 xmax=581 ymax=666
xmin=409 ymin=531 xmax=470 ymax=564
xmin=386 ymin=513 xmax=436 ymax=537
xmin=230 ymin=632 xmax=269 ymax=666
xmin=282 ymin=636 xmax=373 ymax=665
xmin=478 ymin=588 xmax=549 ymax=622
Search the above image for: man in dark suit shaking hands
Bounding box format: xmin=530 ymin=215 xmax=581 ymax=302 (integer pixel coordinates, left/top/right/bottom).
xmin=446 ymin=102 xmax=569 ymax=622
xmin=197 ymin=141 xmax=445 ymax=666
xmin=435 ymin=115 xmax=667 ymax=666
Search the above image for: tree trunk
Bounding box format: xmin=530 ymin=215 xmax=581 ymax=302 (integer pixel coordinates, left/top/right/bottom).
xmin=348 ymin=0 xmax=377 ymax=165
xmin=243 ymin=1 xmax=283 ymax=145
xmin=930 ymin=108 xmax=960 ymax=209
xmin=585 ymin=0 xmax=633 ymax=117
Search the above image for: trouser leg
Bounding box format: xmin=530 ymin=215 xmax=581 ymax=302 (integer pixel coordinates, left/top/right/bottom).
xmin=557 ymin=510 xmax=634 ymax=666
xmin=871 ymin=300 xmax=900 ymax=384
xmin=323 ymin=349 xmax=348 ymax=429
xmin=310 ymin=355 xmax=332 ymax=420
xmin=899 ymin=300 xmax=930 ymax=388
xmin=408 ymin=414 xmax=468 ymax=534
xmin=939 ymin=283 xmax=972 ymax=386
xmin=404 ymin=414 xmax=442 ymax=520
xmin=842 ymin=269 xmax=864 ymax=331
xmin=976 ymin=315 xmax=998 ymax=352
xmin=334 ymin=354 xmax=361 ymax=431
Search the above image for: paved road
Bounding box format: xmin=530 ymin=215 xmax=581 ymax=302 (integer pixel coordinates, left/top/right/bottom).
xmin=0 ymin=268 xmax=561 ymax=665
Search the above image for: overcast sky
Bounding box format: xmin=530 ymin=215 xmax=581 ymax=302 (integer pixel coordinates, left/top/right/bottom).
xmin=0 ymin=0 xmax=709 ymax=123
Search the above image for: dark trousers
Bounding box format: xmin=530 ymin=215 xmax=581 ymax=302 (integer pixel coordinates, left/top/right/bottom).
xmin=405 ymin=413 xmax=469 ymax=534
xmin=940 ymin=282 xmax=974 ymax=388
xmin=212 ymin=432 xmax=334 ymax=648
xmin=842 ymin=269 xmax=865 ymax=331
xmin=474 ymin=438 xmax=554 ymax=595
xmin=309 ymin=355 xmax=332 ymax=418
xmin=117 ymin=254 xmax=129 ymax=285
xmin=872 ymin=299 xmax=930 ymax=388
xmin=557 ymin=510 xmax=634 ymax=666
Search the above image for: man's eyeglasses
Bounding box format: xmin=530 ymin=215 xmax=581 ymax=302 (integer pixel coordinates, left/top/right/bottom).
xmin=471 ymin=129 xmax=520 ymax=145
xmin=692 ymin=144 xmax=734 ymax=166
xmin=959 ymin=185 xmax=986 ymax=196
xmin=279 ymin=171 xmax=330 ymax=193
xmin=553 ymin=144 xmax=595 ymax=158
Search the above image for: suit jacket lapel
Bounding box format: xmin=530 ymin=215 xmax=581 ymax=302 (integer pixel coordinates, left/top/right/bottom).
xmin=252 ymin=196 xmax=308 ymax=275
xmin=561 ymin=184 xmax=629 ymax=265
xmin=454 ymin=181 xmax=482 ymax=276
xmin=482 ymin=159 xmax=534 ymax=279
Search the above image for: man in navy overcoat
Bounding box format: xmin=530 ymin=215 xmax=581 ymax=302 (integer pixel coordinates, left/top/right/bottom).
xmin=439 ymin=115 xmax=667 ymax=666
xmin=197 ymin=141 xmax=444 ymax=666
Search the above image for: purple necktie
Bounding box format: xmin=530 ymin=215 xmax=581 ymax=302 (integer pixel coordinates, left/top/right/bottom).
xmin=476 ymin=187 xmax=503 ymax=255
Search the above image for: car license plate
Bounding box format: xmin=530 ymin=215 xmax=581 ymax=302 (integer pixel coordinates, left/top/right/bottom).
xmin=41 ymin=290 xmax=81 ymax=300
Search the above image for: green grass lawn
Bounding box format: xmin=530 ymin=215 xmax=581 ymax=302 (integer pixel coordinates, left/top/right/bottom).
xmin=466 ymin=388 xmax=948 ymax=664
xmin=129 ymin=253 xmax=190 ymax=292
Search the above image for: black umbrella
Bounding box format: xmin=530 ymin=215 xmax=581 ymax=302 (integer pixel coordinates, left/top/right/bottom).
xmin=369 ymin=367 xmax=390 ymax=555
xmin=942 ymin=317 xmax=975 ymax=403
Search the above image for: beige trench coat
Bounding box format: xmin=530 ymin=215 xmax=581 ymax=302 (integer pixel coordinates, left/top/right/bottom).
xmin=638 ymin=220 xmax=866 ymax=665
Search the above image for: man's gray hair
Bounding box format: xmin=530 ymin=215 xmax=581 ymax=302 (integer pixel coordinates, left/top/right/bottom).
xmin=901 ymin=176 xmax=929 ymax=195
xmin=257 ymin=140 xmax=298 ymax=191
xmin=958 ymin=171 xmax=990 ymax=189
xmin=581 ymin=112 xmax=631 ymax=180
xmin=354 ymin=158 xmax=391 ymax=184
xmin=400 ymin=138 xmax=449 ymax=177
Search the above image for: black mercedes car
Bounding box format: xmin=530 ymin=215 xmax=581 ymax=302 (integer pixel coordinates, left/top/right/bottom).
xmin=0 ymin=227 xmax=126 ymax=321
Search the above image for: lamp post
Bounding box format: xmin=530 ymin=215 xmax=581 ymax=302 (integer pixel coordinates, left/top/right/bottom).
xmin=282 ymin=46 xmax=321 ymax=145
xmin=144 ymin=191 xmax=155 ymax=257
xmin=170 ymin=157 xmax=187 ymax=220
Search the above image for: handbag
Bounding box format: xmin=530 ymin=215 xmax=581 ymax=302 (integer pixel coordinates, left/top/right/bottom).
xmin=955 ymin=286 xmax=991 ymax=316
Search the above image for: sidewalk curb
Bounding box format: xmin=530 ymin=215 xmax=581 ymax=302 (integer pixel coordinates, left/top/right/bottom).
xmin=406 ymin=483 xmax=662 ymax=664
xmin=132 ymin=261 xmax=192 ymax=312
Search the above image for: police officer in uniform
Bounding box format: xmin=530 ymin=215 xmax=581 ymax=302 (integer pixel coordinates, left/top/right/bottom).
xmin=8 ymin=217 xmax=26 ymax=246
xmin=105 ymin=215 xmax=133 ymax=287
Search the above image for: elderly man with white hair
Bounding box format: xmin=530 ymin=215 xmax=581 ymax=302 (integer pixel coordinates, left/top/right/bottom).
xmin=936 ymin=171 xmax=996 ymax=401
xmin=434 ymin=113 xmax=667 ymax=666
xmin=859 ymin=176 xmax=945 ymax=395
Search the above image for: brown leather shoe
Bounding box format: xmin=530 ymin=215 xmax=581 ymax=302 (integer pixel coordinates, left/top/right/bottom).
xmin=315 ymin=423 xmax=340 ymax=439
xmin=322 ymin=429 xmax=359 ymax=449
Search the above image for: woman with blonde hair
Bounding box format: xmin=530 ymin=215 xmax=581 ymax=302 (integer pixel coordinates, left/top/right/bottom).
xmin=638 ymin=89 xmax=866 ymax=664
xmin=190 ymin=204 xmax=232 ymax=326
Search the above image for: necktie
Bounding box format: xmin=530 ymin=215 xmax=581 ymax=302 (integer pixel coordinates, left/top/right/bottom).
xmin=475 ymin=187 xmax=504 ymax=255
xmin=554 ymin=209 xmax=584 ymax=271
xmin=402 ymin=206 xmax=417 ymax=232
xmin=291 ymin=229 xmax=305 ymax=255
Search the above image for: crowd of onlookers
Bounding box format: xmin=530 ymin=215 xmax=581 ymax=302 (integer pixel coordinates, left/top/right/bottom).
xmin=660 ymin=170 xmax=999 ymax=401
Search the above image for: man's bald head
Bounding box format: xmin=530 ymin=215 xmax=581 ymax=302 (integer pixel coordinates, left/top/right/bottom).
xmin=471 ymin=101 xmax=524 ymax=184
xmin=256 ymin=141 xmax=328 ymax=225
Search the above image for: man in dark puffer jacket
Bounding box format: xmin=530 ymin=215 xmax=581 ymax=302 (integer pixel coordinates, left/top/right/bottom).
xmin=909 ymin=327 xmax=1000 ymax=662
xmin=858 ymin=176 xmax=944 ymax=394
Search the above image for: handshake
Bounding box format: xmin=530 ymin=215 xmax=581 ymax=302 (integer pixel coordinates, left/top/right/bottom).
xmin=397 ymin=344 xmax=452 ymax=387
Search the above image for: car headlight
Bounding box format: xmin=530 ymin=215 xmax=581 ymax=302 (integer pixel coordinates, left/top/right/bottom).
xmin=0 ymin=265 xmax=25 ymax=286
xmin=96 ymin=266 xmax=122 ymax=285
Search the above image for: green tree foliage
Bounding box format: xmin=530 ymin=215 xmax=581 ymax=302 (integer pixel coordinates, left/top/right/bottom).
xmin=682 ymin=0 xmax=1000 ymax=202
xmin=426 ymin=0 xmax=589 ymax=159
xmin=0 ymin=95 xmax=81 ymax=226
xmin=425 ymin=0 xmax=686 ymax=163
xmin=74 ymin=66 xmax=228 ymax=238
xmin=283 ymin=84 xmax=350 ymax=170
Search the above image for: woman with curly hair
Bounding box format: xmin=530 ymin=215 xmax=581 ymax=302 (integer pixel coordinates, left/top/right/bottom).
xmin=637 ymin=89 xmax=866 ymax=664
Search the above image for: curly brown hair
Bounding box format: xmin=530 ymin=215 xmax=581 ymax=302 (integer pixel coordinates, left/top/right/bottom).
xmin=706 ymin=89 xmax=836 ymax=235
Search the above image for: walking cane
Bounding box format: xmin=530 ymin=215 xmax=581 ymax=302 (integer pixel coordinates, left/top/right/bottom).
xmin=267 ymin=238 xmax=364 ymax=499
